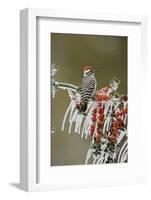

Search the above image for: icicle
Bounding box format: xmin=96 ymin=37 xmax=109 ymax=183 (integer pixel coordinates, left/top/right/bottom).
xmin=92 ymin=155 xmax=98 ymax=164
xmin=77 ymin=115 xmax=84 ymax=134
xmin=104 ymin=101 xmax=109 ymax=116
xmin=83 ymin=104 xmax=94 ymax=137
xmin=104 ymin=152 xmax=109 ymax=163
xmin=74 ymin=113 xmax=82 ymax=133
xmin=86 ymin=101 xmax=94 ymax=114
xmin=61 ymin=89 xmax=77 ymax=132
xmin=91 ymin=133 xmax=95 ymax=145
xmin=69 ymin=104 xmax=76 ymax=123
xmin=85 ymin=148 xmax=93 ymax=164
xmin=103 ymin=115 xmax=112 ymax=134
xmin=124 ymin=114 xmax=128 ymax=126
xmin=103 ymin=101 xmax=113 ymax=134
xmin=84 ymin=120 xmax=91 ymax=139
xmin=117 ymin=130 xmax=127 ymax=144
xmin=120 ymin=148 xmax=128 ymax=162
xmin=78 ymin=115 xmax=84 ymax=134
xmin=69 ymin=109 xmax=78 ymax=133
xmin=117 ymin=140 xmax=128 ymax=163
xmin=84 ymin=102 xmax=98 ymax=139
xmin=112 ymin=152 xmax=116 ymax=161
xmin=62 ymin=100 xmax=74 ymax=131
xmin=103 ymin=118 xmax=107 ymax=134
xmin=106 ymin=117 xmax=112 ymax=132
xmin=81 ymin=104 xmax=94 ymax=138
xmin=97 ymin=153 xmax=104 ymax=164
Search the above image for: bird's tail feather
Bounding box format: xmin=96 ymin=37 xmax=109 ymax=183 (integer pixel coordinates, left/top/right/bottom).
xmin=76 ymin=101 xmax=88 ymax=114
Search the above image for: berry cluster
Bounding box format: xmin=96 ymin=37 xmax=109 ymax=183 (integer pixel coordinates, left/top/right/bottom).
xmin=96 ymin=94 xmax=109 ymax=101
xmin=115 ymin=107 xmax=127 ymax=118
xmin=89 ymin=86 xmax=128 ymax=145
xmin=96 ymin=87 xmax=110 ymax=102
xmin=89 ymin=104 xmax=104 ymax=143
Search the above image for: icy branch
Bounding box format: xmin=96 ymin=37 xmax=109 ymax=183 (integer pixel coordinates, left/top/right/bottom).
xmin=53 ymin=81 xmax=78 ymax=92
xmin=51 ymin=64 xmax=78 ymax=97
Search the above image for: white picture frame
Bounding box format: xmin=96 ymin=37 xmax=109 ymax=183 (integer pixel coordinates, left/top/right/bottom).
xmin=20 ymin=8 xmax=147 ymax=192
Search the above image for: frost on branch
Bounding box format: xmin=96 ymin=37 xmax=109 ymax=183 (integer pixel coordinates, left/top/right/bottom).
xmin=52 ymin=65 xmax=128 ymax=164
xmin=51 ymin=64 xmax=78 ymax=98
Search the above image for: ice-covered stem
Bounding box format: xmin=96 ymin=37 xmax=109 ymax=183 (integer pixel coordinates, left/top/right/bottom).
xmin=53 ymin=81 xmax=78 ymax=93
xmin=51 ymin=64 xmax=78 ymax=97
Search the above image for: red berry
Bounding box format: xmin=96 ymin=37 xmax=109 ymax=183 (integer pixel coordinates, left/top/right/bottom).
xmin=92 ymin=112 xmax=97 ymax=118
xmin=90 ymin=124 xmax=95 ymax=130
xmin=89 ymin=130 xmax=94 ymax=136
xmin=91 ymin=116 xmax=96 ymax=122
xmin=93 ymin=108 xmax=97 ymax=113
xmin=116 ymin=112 xmax=120 ymax=117
xmin=98 ymin=107 xmax=103 ymax=114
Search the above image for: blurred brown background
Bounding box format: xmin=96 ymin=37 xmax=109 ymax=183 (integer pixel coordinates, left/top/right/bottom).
xmin=51 ymin=33 xmax=127 ymax=166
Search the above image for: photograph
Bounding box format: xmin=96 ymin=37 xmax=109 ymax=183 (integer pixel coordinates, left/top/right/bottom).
xmin=51 ymin=33 xmax=128 ymax=166
xmin=18 ymin=7 xmax=148 ymax=193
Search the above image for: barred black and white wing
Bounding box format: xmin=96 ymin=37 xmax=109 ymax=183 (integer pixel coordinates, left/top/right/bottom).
xmin=80 ymin=74 xmax=96 ymax=102
xmin=77 ymin=74 xmax=96 ymax=113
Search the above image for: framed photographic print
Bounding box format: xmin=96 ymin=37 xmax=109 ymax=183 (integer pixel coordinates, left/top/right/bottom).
xmin=20 ymin=8 xmax=147 ymax=191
